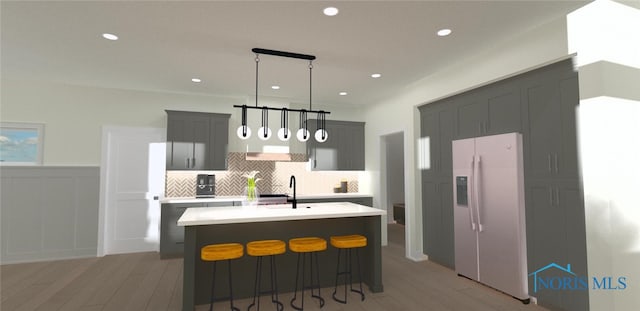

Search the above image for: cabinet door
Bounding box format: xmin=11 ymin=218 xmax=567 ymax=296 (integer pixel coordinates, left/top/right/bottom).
xmin=485 ymin=83 xmax=522 ymax=135
xmin=307 ymin=120 xmax=364 ymax=171
xmin=209 ymin=116 xmax=230 ymax=170
xmin=455 ymin=95 xmax=486 ymax=139
xmin=160 ymin=203 xmax=206 ymax=257
xmin=420 ymin=104 xmax=454 ymax=179
xmin=525 ymin=80 xmax=563 ymax=179
xmin=558 ymin=76 xmax=580 ymax=179
xmin=190 ymin=115 xmax=210 ymax=170
xmin=338 ymin=122 xmax=365 ymax=170
xmin=421 ymin=178 xmax=454 ymax=269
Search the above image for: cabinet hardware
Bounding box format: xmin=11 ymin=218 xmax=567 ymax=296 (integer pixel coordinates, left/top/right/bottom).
xmin=554 ymin=154 xmax=559 ymax=173
xmin=548 ymin=154 xmax=552 ymax=172
xmin=192 ymin=157 xmax=196 ymax=168
xmin=170 ymin=142 xmax=174 ymax=167
xmin=186 ymin=158 xmax=190 ymax=168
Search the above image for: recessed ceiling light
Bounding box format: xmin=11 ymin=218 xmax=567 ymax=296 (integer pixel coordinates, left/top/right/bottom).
xmin=339 ymin=92 xmax=348 ymax=96
xmin=371 ymin=73 xmax=382 ymax=78
xmin=102 ymin=33 xmax=118 ymax=41
xmin=323 ymin=7 xmax=339 ymax=16
xmin=191 ymin=78 xmax=202 ymax=83
xmin=271 ymin=85 xmax=280 ymax=90
xmin=437 ymin=28 xmax=452 ymax=37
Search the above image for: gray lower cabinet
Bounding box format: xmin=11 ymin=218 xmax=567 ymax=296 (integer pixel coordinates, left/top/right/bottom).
xmin=419 ymin=59 xmax=588 ymax=311
xmin=421 ymin=178 xmax=454 ymax=268
xmin=160 ymin=201 xmax=238 ymax=258
xmin=166 ymin=110 xmax=230 ymax=170
xmin=297 ymin=196 xmax=372 ymax=207
xmin=307 ymin=120 xmax=365 ymax=171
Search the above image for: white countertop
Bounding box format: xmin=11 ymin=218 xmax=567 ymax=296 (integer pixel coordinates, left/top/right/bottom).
xmin=160 ymin=196 xmax=245 ymax=204
xmin=177 ymin=202 xmax=385 ymax=226
xmin=161 ymin=193 xmax=372 ymax=204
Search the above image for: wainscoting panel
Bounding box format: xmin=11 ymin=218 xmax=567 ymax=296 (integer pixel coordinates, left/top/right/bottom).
xmin=0 ymin=167 xmax=99 ymax=264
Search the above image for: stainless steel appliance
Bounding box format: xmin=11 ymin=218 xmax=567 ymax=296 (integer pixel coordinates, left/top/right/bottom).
xmin=452 ymin=132 xmax=529 ymax=302
xmin=196 ymin=174 xmax=215 ymax=198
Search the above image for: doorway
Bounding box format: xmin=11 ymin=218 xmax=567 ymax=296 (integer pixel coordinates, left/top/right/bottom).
xmin=382 ymin=132 xmax=406 ymax=252
xmin=98 ymin=126 xmax=166 ymax=256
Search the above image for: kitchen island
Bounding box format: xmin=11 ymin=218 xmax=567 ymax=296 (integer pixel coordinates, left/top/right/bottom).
xmin=178 ymin=202 xmax=386 ymax=311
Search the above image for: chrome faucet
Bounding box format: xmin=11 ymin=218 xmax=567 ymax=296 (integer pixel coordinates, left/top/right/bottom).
xmin=289 ymin=175 xmax=297 ymax=209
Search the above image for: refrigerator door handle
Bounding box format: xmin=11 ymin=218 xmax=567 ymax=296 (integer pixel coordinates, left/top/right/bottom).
xmin=468 ymin=157 xmax=477 ymax=231
xmin=474 ymin=155 xmax=483 ymax=232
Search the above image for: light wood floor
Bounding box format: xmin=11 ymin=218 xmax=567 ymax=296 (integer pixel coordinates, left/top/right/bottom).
xmin=1 ymin=224 xmax=547 ymax=311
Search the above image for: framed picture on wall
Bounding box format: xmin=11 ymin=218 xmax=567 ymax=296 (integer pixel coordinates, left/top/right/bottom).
xmin=0 ymin=122 xmax=44 ymax=165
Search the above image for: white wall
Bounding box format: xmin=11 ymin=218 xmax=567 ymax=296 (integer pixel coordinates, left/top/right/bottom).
xmin=361 ymin=16 xmax=571 ymax=261
xmin=570 ymin=1 xmax=640 ymax=310
xmin=0 ymin=79 xmax=364 ymax=165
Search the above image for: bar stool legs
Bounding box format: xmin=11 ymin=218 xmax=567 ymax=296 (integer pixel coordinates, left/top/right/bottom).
xmin=201 ymin=243 xmax=244 ymax=311
xmin=330 ymin=235 xmax=367 ymax=304
xmin=332 ymin=247 xmax=365 ymax=303
xmin=247 ymin=239 xmax=286 ymax=311
xmin=291 ymin=251 xmax=325 ymax=310
xmin=248 ymin=255 xmax=284 ymax=311
xmin=207 ymin=260 xmax=240 ymax=311
xmin=289 ymin=237 xmax=327 ymax=310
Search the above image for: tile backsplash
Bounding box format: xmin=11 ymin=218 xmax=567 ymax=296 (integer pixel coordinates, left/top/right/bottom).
xmin=165 ymin=152 xmax=359 ymax=197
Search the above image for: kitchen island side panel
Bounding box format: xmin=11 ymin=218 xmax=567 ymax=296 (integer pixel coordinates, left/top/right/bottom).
xmin=181 ymin=215 xmax=383 ymax=310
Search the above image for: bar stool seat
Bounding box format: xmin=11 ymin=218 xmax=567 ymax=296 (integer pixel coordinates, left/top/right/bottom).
xmin=330 ymin=235 xmax=367 ymax=304
xmin=289 ymin=237 xmax=327 ymax=310
xmin=247 ymin=240 xmax=286 ymax=311
xmin=201 ymin=243 xmax=244 ymax=311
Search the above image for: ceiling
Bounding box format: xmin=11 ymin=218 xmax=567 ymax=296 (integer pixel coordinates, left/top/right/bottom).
xmin=1 ymin=0 xmax=593 ymax=108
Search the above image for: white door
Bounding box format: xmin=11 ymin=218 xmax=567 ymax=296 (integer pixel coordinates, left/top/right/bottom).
xmin=98 ymin=126 xmax=166 ymax=256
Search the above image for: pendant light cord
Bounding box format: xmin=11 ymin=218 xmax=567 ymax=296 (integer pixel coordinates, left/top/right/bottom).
xmin=255 ymin=54 xmax=260 ymax=108
xmin=309 ymin=61 xmax=313 ymax=111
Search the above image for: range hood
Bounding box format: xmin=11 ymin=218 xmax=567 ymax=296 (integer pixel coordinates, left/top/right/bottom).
xmin=245 ymin=152 xmax=292 ymax=161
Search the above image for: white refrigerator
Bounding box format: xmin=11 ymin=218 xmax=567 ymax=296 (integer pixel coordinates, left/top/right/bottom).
xmin=452 ymin=132 xmax=529 ymax=302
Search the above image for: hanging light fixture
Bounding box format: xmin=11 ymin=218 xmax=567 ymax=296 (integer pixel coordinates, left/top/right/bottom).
xmin=236 ymin=105 xmax=251 ymax=139
xmin=233 ymin=48 xmax=330 ymax=143
xmin=258 ymin=106 xmax=272 ymax=140
xmin=296 ymin=110 xmax=310 ymax=142
xmin=277 ymin=108 xmax=291 ymax=141
xmin=314 ymin=110 xmax=328 ymax=143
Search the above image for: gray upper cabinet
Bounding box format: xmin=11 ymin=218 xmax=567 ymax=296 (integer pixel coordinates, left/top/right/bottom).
xmin=419 ymin=103 xmax=454 ymax=180
xmin=165 ymin=110 xmax=230 ymax=170
xmin=307 ymin=119 xmax=365 ymax=171
xmin=454 ymin=82 xmax=522 ymax=139
xmin=524 ymin=71 xmax=579 ymax=180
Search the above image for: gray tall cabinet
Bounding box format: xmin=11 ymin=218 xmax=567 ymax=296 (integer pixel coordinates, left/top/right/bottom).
xmin=419 ymin=59 xmax=588 ymax=311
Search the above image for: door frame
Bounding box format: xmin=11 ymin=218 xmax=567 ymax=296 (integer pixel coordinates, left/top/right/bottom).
xmin=97 ymin=126 xmax=166 ymax=257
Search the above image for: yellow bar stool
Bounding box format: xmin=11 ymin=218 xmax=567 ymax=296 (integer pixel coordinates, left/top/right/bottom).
xmin=246 ymin=240 xmax=286 ymax=311
xmin=201 ymin=243 xmax=244 ymax=311
xmin=330 ymin=234 xmax=367 ymax=303
xmin=288 ymin=237 xmax=327 ymax=310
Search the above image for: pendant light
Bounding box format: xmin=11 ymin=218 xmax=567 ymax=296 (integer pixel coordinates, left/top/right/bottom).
xmin=233 ymin=48 xmax=331 ymax=142
xmin=258 ymin=106 xmax=272 ymax=140
xmin=277 ymin=108 xmax=291 ymax=141
xmin=296 ymin=110 xmax=310 ymax=142
xmin=314 ymin=110 xmax=328 ymax=143
xmin=236 ymin=105 xmax=251 ymax=139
